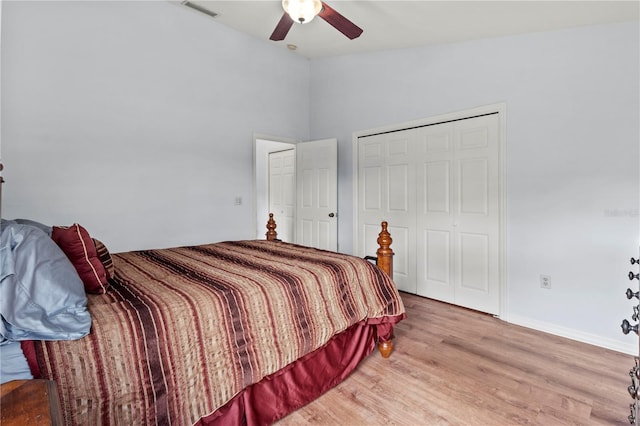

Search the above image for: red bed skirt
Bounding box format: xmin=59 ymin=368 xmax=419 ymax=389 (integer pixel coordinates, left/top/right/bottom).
xmin=197 ymin=320 xmax=392 ymax=426
xmin=22 ymin=319 xmax=399 ymax=426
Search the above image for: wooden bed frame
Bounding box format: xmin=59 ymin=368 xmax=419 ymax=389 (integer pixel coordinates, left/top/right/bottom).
xmin=0 ymin=162 xmax=405 ymax=425
xmin=0 ymin=164 xmax=397 ymax=358
xmin=265 ymin=212 xmax=396 ymax=358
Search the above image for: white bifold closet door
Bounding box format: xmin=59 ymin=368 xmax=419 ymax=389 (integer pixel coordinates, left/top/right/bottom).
xmin=358 ymin=114 xmax=501 ymax=315
xmin=358 ymin=128 xmax=419 ymax=295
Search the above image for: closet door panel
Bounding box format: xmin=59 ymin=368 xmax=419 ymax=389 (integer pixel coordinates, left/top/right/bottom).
xmin=425 ymin=161 xmax=450 ymax=213
xmin=459 ymin=158 xmax=488 ymax=215
xmin=457 ymin=232 xmax=490 ymax=292
xmin=362 ymin=166 xmax=382 ymax=211
xmin=453 ymin=114 xmax=501 ymax=314
xmin=388 ymin=225 xmax=410 ymax=286
xmin=417 ymin=124 xmax=455 ymax=301
xmin=387 ymin=164 xmax=409 ymax=212
xmin=358 ymin=132 xmax=417 ymax=293
xmin=417 ymin=228 xmax=453 ymax=301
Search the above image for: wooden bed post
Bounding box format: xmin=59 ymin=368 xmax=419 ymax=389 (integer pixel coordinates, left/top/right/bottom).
xmin=376 ymin=221 xmax=393 ymax=279
xmin=265 ymin=213 xmax=278 ymax=241
xmin=376 ymin=221 xmax=395 ymax=359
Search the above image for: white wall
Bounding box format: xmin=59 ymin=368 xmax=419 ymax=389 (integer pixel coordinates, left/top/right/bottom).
xmin=309 ymin=21 xmax=640 ymax=352
xmin=1 ymin=1 xmax=310 ymax=252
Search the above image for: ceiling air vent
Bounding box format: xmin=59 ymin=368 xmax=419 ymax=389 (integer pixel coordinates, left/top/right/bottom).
xmin=181 ymin=1 xmax=219 ymax=19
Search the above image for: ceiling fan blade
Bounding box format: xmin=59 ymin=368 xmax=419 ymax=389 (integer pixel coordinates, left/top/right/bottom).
xmin=318 ymin=2 xmax=363 ymax=40
xmin=269 ymin=13 xmax=294 ymax=41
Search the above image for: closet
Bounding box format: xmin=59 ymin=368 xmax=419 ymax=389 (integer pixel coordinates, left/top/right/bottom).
xmin=357 ymin=112 xmax=502 ymax=315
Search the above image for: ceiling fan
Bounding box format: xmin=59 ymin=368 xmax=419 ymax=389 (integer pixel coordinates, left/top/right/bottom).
xmin=270 ymin=0 xmax=363 ymax=41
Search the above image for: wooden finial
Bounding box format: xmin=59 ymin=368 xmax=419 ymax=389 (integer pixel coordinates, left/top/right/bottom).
xmin=266 ymin=213 xmax=278 ymax=241
xmin=376 ymin=221 xmax=393 ymax=278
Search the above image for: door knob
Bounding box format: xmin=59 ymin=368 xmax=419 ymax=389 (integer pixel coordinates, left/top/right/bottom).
xmin=328 ymin=212 xmax=335 ymax=218
xmin=632 ymin=258 xmax=639 ymax=265
xmin=627 ymin=288 xmax=639 ymax=300
xmin=630 ymin=271 xmax=639 ymax=281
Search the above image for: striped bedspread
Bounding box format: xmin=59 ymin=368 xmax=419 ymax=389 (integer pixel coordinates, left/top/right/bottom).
xmin=33 ymin=240 xmax=405 ymax=425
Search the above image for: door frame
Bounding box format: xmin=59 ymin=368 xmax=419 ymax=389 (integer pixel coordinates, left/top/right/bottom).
xmin=352 ymin=102 xmax=507 ymax=318
xmin=253 ymin=133 xmax=297 ymax=240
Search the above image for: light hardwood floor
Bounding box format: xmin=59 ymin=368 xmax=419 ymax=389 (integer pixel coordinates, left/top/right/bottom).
xmin=277 ymin=292 xmax=636 ymax=425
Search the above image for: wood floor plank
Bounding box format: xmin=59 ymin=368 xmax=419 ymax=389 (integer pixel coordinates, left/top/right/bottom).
xmin=275 ymin=292 xmax=635 ymax=425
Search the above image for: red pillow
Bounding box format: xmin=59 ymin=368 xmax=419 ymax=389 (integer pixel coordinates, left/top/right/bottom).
xmin=92 ymin=238 xmax=114 ymax=280
xmin=52 ymin=224 xmax=109 ymax=294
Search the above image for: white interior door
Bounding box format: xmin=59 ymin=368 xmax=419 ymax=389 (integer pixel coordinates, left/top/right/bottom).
xmin=296 ymin=138 xmax=338 ymax=251
xmin=268 ymin=149 xmax=295 ymax=242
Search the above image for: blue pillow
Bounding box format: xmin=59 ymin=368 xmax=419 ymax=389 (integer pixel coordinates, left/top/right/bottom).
xmin=0 ymin=342 xmax=33 ymax=384
xmin=0 ymin=222 xmax=91 ymax=344
xmin=13 ymin=219 xmax=52 ymax=237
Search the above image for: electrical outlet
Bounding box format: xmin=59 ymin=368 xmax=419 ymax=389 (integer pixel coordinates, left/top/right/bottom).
xmin=540 ymin=274 xmax=551 ymax=289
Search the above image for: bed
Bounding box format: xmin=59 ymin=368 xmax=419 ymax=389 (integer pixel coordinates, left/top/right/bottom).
xmin=0 ymin=165 xmax=406 ymax=425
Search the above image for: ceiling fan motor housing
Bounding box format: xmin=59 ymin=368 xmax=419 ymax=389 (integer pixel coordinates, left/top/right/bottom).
xmin=270 ymin=0 xmax=362 ymax=41
xmin=282 ymin=0 xmax=323 ymax=24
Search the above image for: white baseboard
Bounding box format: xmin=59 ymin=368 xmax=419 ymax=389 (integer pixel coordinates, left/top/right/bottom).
xmin=505 ymin=314 xmax=637 ymax=356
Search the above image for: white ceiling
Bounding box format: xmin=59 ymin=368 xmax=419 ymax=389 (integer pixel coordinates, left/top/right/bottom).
xmin=180 ymin=1 xmax=640 ymax=59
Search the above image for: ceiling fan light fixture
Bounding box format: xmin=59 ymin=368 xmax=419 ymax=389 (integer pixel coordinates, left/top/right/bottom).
xmin=282 ymin=0 xmax=322 ymax=24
